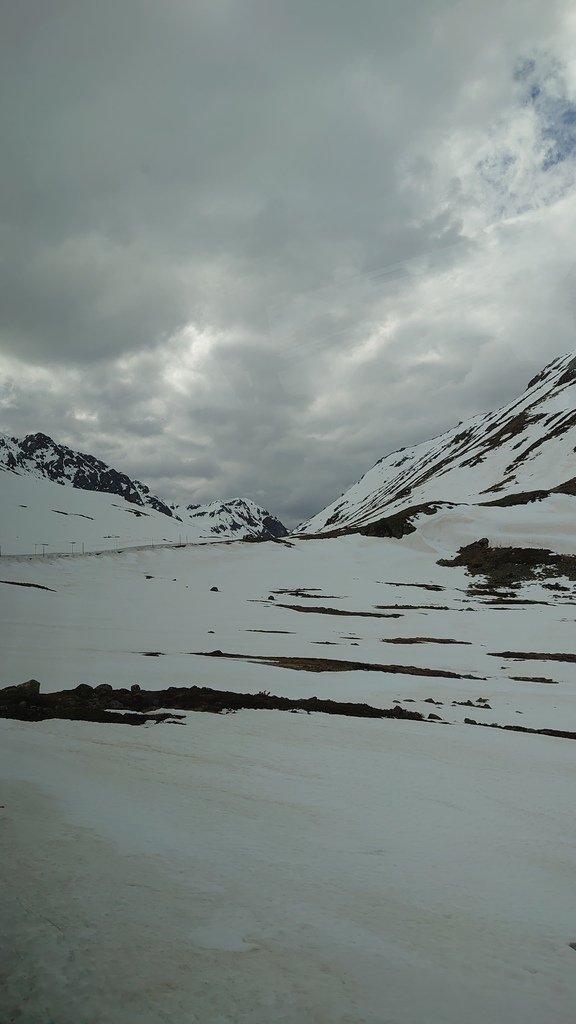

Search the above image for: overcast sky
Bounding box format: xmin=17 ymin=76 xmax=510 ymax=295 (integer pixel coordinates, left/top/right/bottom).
xmin=1 ymin=0 xmax=576 ymax=526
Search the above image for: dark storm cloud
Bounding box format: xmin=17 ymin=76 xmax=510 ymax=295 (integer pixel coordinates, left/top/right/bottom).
xmin=1 ymin=0 xmax=575 ymax=525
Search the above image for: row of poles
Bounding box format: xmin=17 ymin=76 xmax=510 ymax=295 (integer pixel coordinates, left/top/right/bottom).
xmin=0 ymin=535 xmax=191 ymax=557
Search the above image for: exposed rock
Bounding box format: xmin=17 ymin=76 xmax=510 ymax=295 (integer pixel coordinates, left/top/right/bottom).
xmin=0 ymin=432 xmax=175 ymax=516
xmin=438 ymin=539 xmax=576 ymax=586
xmin=0 ymin=433 xmax=289 ymax=540
xmin=10 ymin=679 xmax=41 ymax=698
xmin=297 ymin=351 xmax=576 ymax=540
xmin=0 ymin=679 xmax=427 ymax=727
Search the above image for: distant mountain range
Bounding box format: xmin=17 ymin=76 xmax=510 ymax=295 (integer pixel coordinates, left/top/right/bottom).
xmin=0 ymin=432 xmax=287 ymax=550
xmin=2 ymin=351 xmax=575 ymax=556
xmin=298 ymin=352 xmax=576 ymax=540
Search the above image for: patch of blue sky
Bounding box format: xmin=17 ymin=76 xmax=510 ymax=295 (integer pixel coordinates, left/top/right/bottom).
xmin=541 ymin=100 xmax=576 ymax=171
xmin=513 ymin=57 xmax=536 ymax=82
xmin=513 ymin=53 xmax=576 ymax=172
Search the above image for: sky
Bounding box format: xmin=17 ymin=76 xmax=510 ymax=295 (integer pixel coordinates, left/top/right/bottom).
xmin=1 ymin=0 xmax=576 ymax=527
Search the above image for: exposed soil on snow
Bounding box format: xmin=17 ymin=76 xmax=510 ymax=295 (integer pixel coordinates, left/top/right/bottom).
xmin=463 ymin=718 xmax=576 ymax=741
xmin=377 ymin=581 xmax=445 ymax=592
xmin=269 ymin=588 xmax=340 ymax=599
xmin=381 ymin=637 xmax=471 ymax=645
xmin=2 ymin=681 xmax=575 ymax=744
xmin=0 ymin=579 xmax=56 ymax=592
xmin=491 ymin=651 xmax=576 ymax=663
xmin=274 ymin=603 xmax=404 ymax=618
xmin=0 ymin=678 xmax=426 ymax=725
xmin=481 ymin=488 xmax=551 ymax=507
xmin=357 ymin=502 xmax=448 ymax=538
xmin=375 ymin=604 xmax=456 ymax=611
xmin=510 ymin=676 xmax=559 ymax=684
xmin=193 ymin=650 xmax=482 ymax=679
xmin=439 ymin=538 xmax=576 ymax=586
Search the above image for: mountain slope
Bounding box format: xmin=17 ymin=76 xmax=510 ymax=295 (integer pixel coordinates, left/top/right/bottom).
xmin=183 ymin=497 xmax=287 ymax=539
xmin=0 ymin=433 xmax=287 ymax=554
xmin=0 ymin=432 xmax=175 ymax=517
xmin=297 ymin=352 xmax=576 ymax=538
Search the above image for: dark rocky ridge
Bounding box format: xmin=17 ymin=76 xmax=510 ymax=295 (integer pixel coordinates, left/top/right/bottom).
xmin=0 ymin=679 xmax=425 ymax=726
xmin=3 ymin=680 xmax=575 ymax=741
xmin=0 ymin=432 xmax=175 ymax=517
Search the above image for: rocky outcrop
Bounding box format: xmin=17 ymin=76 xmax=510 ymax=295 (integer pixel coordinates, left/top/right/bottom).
xmin=0 ymin=433 xmax=289 ymax=538
xmin=0 ymin=433 xmax=176 ymax=517
xmin=0 ymin=679 xmax=424 ymax=726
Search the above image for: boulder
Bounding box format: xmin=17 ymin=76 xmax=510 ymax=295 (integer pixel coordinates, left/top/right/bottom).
xmin=14 ymin=679 xmax=41 ymax=697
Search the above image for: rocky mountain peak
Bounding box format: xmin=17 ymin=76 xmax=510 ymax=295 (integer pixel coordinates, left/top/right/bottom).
xmin=0 ymin=431 xmax=288 ymax=541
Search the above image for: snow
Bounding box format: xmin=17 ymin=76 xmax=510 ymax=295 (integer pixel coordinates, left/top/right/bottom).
xmin=1 ymin=529 xmax=576 ymax=1021
xmin=2 ymin=530 xmax=575 ymax=727
xmin=1 ymin=708 xmax=576 ymax=1024
xmin=0 ymin=469 xmax=280 ymax=555
xmin=299 ymin=351 xmax=576 ymax=536
xmin=1 ymin=354 xmax=575 ymax=1021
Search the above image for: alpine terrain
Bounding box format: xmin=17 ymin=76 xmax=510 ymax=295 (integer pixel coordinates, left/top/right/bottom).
xmin=0 ymin=431 xmax=287 ymax=554
xmin=1 ymin=353 xmax=575 ymax=1024
xmin=297 ymin=351 xmax=576 ymax=544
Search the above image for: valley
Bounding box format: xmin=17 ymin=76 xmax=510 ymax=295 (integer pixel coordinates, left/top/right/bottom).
xmin=1 ymin=352 xmax=575 ymax=1024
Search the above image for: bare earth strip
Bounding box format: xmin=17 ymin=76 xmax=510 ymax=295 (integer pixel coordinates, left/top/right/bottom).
xmin=193 ymin=650 xmax=482 ymax=679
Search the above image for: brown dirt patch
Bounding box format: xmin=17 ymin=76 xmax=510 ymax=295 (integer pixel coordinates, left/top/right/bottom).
xmin=0 ymin=679 xmax=426 ymax=726
xmin=275 ymin=603 xmax=404 ymax=618
xmin=490 ymin=651 xmax=576 ymax=663
xmin=375 ymin=604 xmax=455 ymax=611
xmin=463 ymin=719 xmax=576 ymax=742
xmin=193 ymin=649 xmax=482 ymax=680
xmin=510 ymin=676 xmax=558 ymax=684
xmin=439 ymin=538 xmax=576 ymax=586
xmin=378 ymin=581 xmax=445 ymax=592
xmin=381 ymin=637 xmax=471 ymax=645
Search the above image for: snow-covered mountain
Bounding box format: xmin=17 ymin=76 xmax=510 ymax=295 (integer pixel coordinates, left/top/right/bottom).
xmin=298 ymin=352 xmax=576 ymax=539
xmin=181 ymin=496 xmax=287 ymax=539
xmin=0 ymin=432 xmax=176 ymax=517
xmin=0 ymin=432 xmax=287 ymax=554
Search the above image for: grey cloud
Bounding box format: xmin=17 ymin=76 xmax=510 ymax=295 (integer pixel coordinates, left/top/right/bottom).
xmin=1 ymin=0 xmax=575 ymax=526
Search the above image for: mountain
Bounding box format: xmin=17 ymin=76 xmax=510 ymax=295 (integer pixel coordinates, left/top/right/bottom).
xmin=181 ymin=496 xmax=287 ymax=539
xmin=0 ymin=432 xmax=287 ymax=554
xmin=0 ymin=432 xmax=176 ymax=517
xmin=297 ymin=352 xmax=576 ymax=540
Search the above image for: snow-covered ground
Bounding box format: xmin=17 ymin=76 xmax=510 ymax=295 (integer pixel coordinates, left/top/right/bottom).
xmin=2 ymin=711 xmax=576 ymax=1024
xmin=1 ymin=531 xmax=576 ymax=1022
xmin=0 ymin=434 xmax=287 ymax=554
xmin=2 ymin=529 xmax=575 ymax=730
xmin=0 ymin=470 xmax=278 ymax=555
